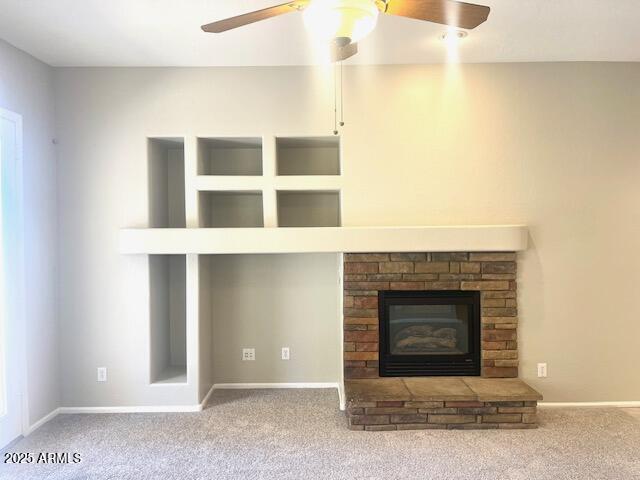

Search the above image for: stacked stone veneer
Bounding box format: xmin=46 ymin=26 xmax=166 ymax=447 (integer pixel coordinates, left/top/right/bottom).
xmin=347 ymin=400 xmax=538 ymax=431
xmin=343 ymin=252 xmax=518 ymax=379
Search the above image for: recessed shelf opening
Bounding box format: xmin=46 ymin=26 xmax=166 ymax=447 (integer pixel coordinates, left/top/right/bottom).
xmin=277 ymin=190 xmax=341 ymax=227
xmin=148 ymin=138 xmax=185 ymax=228
xmin=276 ymin=136 xmax=340 ymax=176
xmin=149 ymin=255 xmax=187 ymax=384
xmin=199 ymin=191 xmax=264 ymax=228
xmin=198 ymin=137 xmax=263 ymax=176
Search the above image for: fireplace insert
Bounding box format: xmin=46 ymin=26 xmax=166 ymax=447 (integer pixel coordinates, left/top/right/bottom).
xmin=378 ymin=290 xmax=480 ymax=376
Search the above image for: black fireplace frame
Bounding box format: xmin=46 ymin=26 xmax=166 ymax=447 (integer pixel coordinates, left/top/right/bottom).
xmin=378 ymin=290 xmax=481 ymax=377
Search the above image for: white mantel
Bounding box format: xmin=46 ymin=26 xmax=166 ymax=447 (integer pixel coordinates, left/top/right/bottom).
xmin=119 ymin=225 xmax=528 ymax=255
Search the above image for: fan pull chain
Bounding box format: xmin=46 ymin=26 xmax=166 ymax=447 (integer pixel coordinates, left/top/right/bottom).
xmin=339 ymin=61 xmax=345 ymax=127
xmin=332 ymin=61 xmax=346 ymax=135
xmin=333 ymin=62 xmax=338 ymax=135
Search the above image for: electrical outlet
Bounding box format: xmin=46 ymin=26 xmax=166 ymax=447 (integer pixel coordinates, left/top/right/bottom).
xmin=537 ymin=363 xmax=548 ymax=378
xmin=242 ymin=348 xmax=255 ymax=361
xmin=97 ymin=367 xmax=107 ymax=382
xmin=281 ymin=347 xmax=290 ymax=360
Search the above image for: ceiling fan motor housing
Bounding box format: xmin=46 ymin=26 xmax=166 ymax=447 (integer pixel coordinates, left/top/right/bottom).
xmin=334 ymin=36 xmax=352 ymax=47
xmin=303 ymin=0 xmax=380 ymax=44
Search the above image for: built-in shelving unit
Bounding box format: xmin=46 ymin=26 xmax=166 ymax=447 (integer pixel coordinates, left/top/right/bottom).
xmin=148 ymin=138 xmax=185 ymax=228
xmin=140 ymin=134 xmax=347 ymax=402
xmin=194 ymin=135 xmax=342 ymax=228
xmin=198 ymin=137 xmax=262 ymax=176
xmin=149 ymin=254 xmax=187 ymax=384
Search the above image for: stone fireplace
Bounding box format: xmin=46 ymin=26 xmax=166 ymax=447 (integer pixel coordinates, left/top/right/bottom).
xmin=342 ymin=251 xmax=541 ymax=431
xmin=343 ymin=252 xmax=519 ymax=380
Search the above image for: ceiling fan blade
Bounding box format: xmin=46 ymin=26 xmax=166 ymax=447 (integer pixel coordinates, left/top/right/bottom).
xmin=383 ymin=0 xmax=490 ymax=29
xmin=201 ymin=1 xmax=308 ymax=33
xmin=331 ymin=42 xmax=358 ymax=62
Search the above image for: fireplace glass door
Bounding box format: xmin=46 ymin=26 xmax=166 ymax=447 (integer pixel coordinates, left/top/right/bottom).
xmin=389 ymin=304 xmax=470 ymax=355
xmin=379 ymin=291 xmax=480 ymax=376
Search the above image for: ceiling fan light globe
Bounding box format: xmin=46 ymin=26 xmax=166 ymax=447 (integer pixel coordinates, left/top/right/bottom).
xmin=303 ymin=0 xmax=379 ymax=44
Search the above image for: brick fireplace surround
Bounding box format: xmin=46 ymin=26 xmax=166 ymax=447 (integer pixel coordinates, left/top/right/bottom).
xmin=344 ymin=251 xmax=518 ymax=379
xmin=342 ymin=252 xmax=542 ymax=430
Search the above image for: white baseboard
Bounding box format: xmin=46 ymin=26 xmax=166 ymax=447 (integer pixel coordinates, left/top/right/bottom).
xmin=540 ymin=401 xmax=640 ymax=408
xmin=337 ymin=382 xmax=346 ymax=411
xmin=25 ymin=385 xmax=217 ymax=435
xmin=25 ymin=408 xmax=61 ymax=436
xmin=59 ymin=385 xmax=216 ymax=415
xmin=200 ymin=384 xmax=216 ymax=408
xmin=58 ymin=404 xmax=201 ymax=414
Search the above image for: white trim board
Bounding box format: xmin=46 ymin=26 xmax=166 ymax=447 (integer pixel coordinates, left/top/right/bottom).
xmin=58 ymin=384 xmax=216 ymax=414
xmin=24 ymin=408 xmax=59 ymax=436
xmin=337 ymin=383 xmax=346 ymax=411
xmin=59 ymin=405 xmax=202 ymax=414
xmin=540 ymin=401 xmax=640 ymax=408
xmin=200 ymin=382 xmax=216 ymax=408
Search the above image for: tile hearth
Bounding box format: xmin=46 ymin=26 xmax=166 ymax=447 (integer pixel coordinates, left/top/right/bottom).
xmin=345 ymin=377 xmax=542 ymax=431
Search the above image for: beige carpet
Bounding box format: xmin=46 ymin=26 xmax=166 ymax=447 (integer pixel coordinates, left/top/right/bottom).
xmin=2 ymin=389 xmax=639 ymax=480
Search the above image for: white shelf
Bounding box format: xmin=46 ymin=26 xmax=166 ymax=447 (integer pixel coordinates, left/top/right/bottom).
xmin=274 ymin=176 xmax=342 ymax=190
xmin=120 ymin=225 xmax=529 ymax=255
xmin=195 ymin=175 xmax=342 ymax=192
xmin=195 ymin=176 xmax=264 ymax=191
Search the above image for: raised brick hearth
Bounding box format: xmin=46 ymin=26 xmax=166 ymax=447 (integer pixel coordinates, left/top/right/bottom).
xmin=345 ymin=377 xmax=542 ymax=431
xmin=343 ymin=252 xmax=519 ymax=379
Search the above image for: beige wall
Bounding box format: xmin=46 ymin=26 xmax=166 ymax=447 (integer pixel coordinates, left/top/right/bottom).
xmin=206 ymin=254 xmax=340 ymax=384
xmin=55 ymin=63 xmax=640 ymax=404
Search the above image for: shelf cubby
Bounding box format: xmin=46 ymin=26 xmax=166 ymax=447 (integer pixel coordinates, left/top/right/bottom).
xmin=276 ymin=136 xmax=340 ymax=176
xmin=149 ymin=255 xmax=187 ymax=384
xmin=277 ymin=190 xmax=341 ymax=227
xmin=148 ymin=138 xmax=186 ymax=228
xmin=198 ymin=137 xmax=263 ymax=176
xmin=199 ymin=191 xmax=264 ymax=228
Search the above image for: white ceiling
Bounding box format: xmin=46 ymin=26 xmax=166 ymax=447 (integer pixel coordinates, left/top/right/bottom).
xmin=0 ymin=0 xmax=639 ymax=66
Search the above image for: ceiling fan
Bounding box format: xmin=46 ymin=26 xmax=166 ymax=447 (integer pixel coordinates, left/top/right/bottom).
xmin=201 ymin=0 xmax=490 ymax=61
